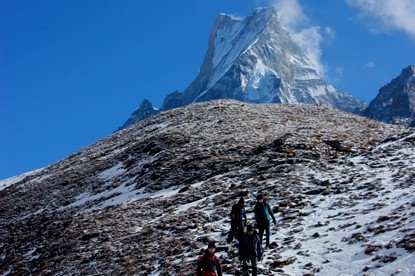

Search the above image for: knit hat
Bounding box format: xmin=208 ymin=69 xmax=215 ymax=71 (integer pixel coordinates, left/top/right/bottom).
xmin=207 ymin=241 xmax=216 ymax=249
xmin=256 ymin=194 xmax=264 ymax=200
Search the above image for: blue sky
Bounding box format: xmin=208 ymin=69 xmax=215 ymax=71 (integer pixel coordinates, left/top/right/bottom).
xmin=1 ymin=0 xmax=414 ymax=180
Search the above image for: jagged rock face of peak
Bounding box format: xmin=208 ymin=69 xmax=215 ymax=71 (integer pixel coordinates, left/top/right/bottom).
xmin=161 ymin=8 xmax=278 ymax=110
xmin=1 ymin=100 xmax=414 ymax=275
xmin=363 ymin=65 xmax=415 ymax=125
xmin=204 ymin=7 xmax=277 ymax=83
xmin=121 ymin=7 xmax=365 ymax=129
xmin=401 ymin=65 xmax=415 ymax=76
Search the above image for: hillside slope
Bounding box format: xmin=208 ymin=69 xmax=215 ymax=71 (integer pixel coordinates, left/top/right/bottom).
xmin=1 ymin=100 xmax=414 ymax=275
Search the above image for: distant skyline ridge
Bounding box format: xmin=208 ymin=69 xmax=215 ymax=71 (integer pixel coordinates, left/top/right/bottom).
xmin=121 ymin=7 xmax=366 ymax=128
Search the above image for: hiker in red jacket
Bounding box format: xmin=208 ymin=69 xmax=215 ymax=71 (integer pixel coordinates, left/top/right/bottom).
xmin=196 ymin=242 xmax=223 ymax=276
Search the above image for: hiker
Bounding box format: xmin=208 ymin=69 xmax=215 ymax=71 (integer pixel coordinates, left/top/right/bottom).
xmin=254 ymin=193 xmax=276 ymax=248
xmin=239 ymin=225 xmax=263 ymax=276
xmin=196 ymin=241 xmax=223 ymax=276
xmin=227 ymin=197 xmax=248 ymax=243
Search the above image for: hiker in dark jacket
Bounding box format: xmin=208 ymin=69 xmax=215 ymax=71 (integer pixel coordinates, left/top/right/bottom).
xmin=227 ymin=197 xmax=247 ymax=243
xmin=254 ymin=193 xmax=276 ymax=248
xmin=196 ymin=242 xmax=222 ymax=276
xmin=239 ymin=225 xmax=263 ymax=276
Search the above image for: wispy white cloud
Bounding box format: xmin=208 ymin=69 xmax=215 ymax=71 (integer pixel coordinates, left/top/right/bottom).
xmin=324 ymin=27 xmax=336 ymax=45
xmin=269 ymin=0 xmax=333 ymax=77
xmin=292 ymin=27 xmax=326 ymax=76
xmin=271 ymin=0 xmax=308 ymax=28
xmin=346 ymin=0 xmax=415 ymax=38
xmin=363 ymin=61 xmax=375 ymax=69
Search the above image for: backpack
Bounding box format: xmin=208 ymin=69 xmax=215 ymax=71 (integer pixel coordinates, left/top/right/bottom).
xmin=198 ymin=253 xmax=219 ymax=275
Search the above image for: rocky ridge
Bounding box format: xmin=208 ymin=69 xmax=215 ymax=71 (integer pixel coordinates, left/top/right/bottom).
xmin=363 ymin=65 xmax=415 ymax=126
xmin=1 ymin=100 xmax=414 ymax=275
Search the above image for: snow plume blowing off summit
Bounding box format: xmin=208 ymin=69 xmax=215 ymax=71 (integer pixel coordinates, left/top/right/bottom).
xmin=270 ymin=0 xmax=333 ymax=77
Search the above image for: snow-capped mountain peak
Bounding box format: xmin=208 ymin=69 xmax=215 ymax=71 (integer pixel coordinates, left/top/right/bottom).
xmin=189 ymin=6 xmax=364 ymax=111
xmin=209 ymin=7 xmax=275 ymax=72
xmin=121 ymin=7 xmax=365 ymax=129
